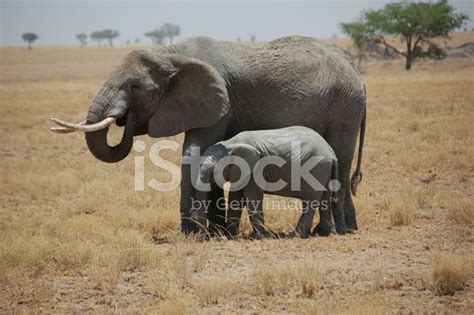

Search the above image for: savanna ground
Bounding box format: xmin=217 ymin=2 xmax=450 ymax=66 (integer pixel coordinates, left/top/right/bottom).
xmin=1 ymin=34 xmax=473 ymax=313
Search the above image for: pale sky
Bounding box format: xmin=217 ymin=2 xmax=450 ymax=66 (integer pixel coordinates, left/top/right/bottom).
xmin=1 ymin=0 xmax=473 ymax=46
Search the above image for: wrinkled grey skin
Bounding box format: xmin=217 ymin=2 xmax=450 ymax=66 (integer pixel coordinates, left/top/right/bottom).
xmin=195 ymin=127 xmax=339 ymax=239
xmin=80 ymin=36 xmax=366 ymax=234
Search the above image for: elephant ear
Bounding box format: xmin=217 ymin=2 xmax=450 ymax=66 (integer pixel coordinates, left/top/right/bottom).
xmin=148 ymin=55 xmax=230 ymax=137
xmin=227 ymin=144 xmax=261 ymax=184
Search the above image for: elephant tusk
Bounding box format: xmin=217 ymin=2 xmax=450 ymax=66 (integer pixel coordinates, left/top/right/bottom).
xmin=50 ymin=120 xmax=87 ymax=134
xmin=50 ymin=117 xmax=117 ymax=133
xmin=51 ymin=127 xmax=77 ymax=134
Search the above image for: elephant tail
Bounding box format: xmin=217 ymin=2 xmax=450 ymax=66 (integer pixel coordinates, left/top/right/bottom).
xmin=350 ymin=106 xmax=366 ymax=196
xmin=330 ymin=159 xmax=339 ymax=207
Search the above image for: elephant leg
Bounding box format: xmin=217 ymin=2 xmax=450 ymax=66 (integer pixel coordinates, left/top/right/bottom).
xmin=206 ymin=186 xmax=227 ymax=235
xmin=180 ymin=119 xmax=230 ymax=234
xmin=309 ymin=165 xmax=334 ymax=237
xmin=296 ymin=200 xmax=318 ymax=239
xmin=314 ymin=190 xmax=338 ymax=236
xmin=181 ymin=174 xmax=227 ymax=235
xmin=317 ymin=186 xmax=336 ymax=236
xmin=336 ymin=147 xmax=358 ymax=232
xmin=248 ymin=204 xmax=267 ymax=239
xmin=227 ymin=190 xmax=244 ymax=238
xmin=314 ymin=203 xmax=335 ymax=236
xmin=180 ymin=163 xmax=225 ymax=233
xmin=324 ymin=129 xmax=358 ymax=233
xmin=314 ymin=172 xmax=335 ymax=236
xmin=343 ymin=183 xmax=358 ymax=231
xmin=180 ymin=163 xmax=199 ymax=234
xmin=244 ymin=182 xmax=267 ymax=239
xmin=193 ymin=190 xmax=211 ymax=233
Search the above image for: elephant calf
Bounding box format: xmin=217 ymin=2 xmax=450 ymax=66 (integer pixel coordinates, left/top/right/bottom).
xmin=194 ymin=126 xmax=339 ymax=239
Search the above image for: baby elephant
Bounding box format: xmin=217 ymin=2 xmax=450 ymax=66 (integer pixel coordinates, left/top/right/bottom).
xmin=194 ymin=126 xmax=338 ymax=239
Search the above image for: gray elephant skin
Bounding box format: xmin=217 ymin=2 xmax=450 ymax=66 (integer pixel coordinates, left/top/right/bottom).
xmin=195 ymin=126 xmax=339 ymax=239
xmin=50 ymin=36 xmax=366 ymax=234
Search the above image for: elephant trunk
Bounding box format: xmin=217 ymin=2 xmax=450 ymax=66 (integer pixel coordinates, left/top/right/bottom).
xmin=199 ymin=143 xmax=230 ymax=186
xmin=50 ymin=81 xmax=134 ymax=163
xmin=85 ymin=84 xmax=133 ymax=163
xmin=85 ymin=111 xmax=134 ymax=163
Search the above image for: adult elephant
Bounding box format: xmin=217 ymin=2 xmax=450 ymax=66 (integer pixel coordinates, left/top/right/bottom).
xmin=51 ymin=36 xmax=366 ymax=235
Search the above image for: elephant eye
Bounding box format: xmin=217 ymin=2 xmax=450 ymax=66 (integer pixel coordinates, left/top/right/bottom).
xmin=130 ymin=83 xmax=141 ymax=92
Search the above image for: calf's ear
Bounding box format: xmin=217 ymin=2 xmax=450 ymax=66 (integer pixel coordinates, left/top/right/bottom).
xmin=227 ymin=144 xmax=260 ymax=184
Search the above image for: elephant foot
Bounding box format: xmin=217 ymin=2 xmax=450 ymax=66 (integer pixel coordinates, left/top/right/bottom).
xmin=252 ymin=229 xmax=268 ymax=240
xmin=206 ymin=209 xmax=227 ymax=237
xmin=344 ymin=205 xmax=359 ymax=231
xmin=313 ymin=222 xmax=333 ymax=237
xmin=206 ymin=223 xmax=228 ymax=238
xmin=346 ymin=221 xmax=358 ymax=231
xmin=181 ymin=219 xmax=200 ymax=235
xmin=225 ymin=226 xmax=239 ymax=240
xmin=221 ymin=227 xmax=240 ymax=240
xmin=299 ymin=231 xmax=311 ymax=239
xmin=335 ymin=220 xmax=347 ymax=235
xmin=344 ymin=211 xmax=358 ymax=231
xmin=296 ymin=226 xmax=313 ymax=239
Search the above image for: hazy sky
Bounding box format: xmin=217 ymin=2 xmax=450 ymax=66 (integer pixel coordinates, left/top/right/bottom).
xmin=1 ymin=0 xmax=473 ymax=45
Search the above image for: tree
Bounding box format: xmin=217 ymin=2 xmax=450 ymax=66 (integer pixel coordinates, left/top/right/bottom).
xmin=90 ymin=31 xmax=103 ymax=46
xmin=90 ymin=29 xmax=120 ymax=47
xmin=101 ymin=29 xmax=120 ymax=47
xmin=161 ymin=23 xmax=180 ymax=44
xmin=340 ymin=0 xmax=468 ymax=70
xmin=145 ymin=29 xmax=165 ymax=45
xmin=76 ymin=33 xmax=87 ymax=47
xmin=22 ymin=33 xmax=38 ymax=50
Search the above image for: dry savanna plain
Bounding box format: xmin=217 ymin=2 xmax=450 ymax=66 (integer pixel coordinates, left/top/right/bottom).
xmin=1 ymin=34 xmax=474 ymax=313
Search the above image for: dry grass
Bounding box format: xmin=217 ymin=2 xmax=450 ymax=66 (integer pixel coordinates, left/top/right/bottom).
xmin=390 ymin=204 xmax=415 ymax=226
xmin=1 ymin=34 xmax=474 ymax=313
xmin=253 ymin=258 xmax=325 ymax=297
xmin=447 ymin=198 xmax=473 ymax=226
xmin=431 ymin=254 xmax=474 ymax=296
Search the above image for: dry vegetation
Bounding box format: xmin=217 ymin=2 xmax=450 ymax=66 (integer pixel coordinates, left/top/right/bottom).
xmin=431 ymin=254 xmax=474 ymax=296
xmin=1 ymin=33 xmax=474 ymax=313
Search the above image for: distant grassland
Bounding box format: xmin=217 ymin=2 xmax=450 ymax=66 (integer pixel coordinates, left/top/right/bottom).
xmin=0 ymin=33 xmax=473 ymax=313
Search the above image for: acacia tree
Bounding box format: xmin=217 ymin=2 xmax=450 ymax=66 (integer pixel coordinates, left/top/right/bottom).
xmin=90 ymin=29 xmax=120 ymax=47
xmin=90 ymin=31 xmax=103 ymax=46
xmin=161 ymin=23 xmax=180 ymax=44
xmin=340 ymin=0 xmax=468 ymax=70
xmin=76 ymin=33 xmax=87 ymax=47
xmin=22 ymin=33 xmax=38 ymax=50
xmin=145 ymin=29 xmax=165 ymax=45
xmin=101 ymin=29 xmax=120 ymax=47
